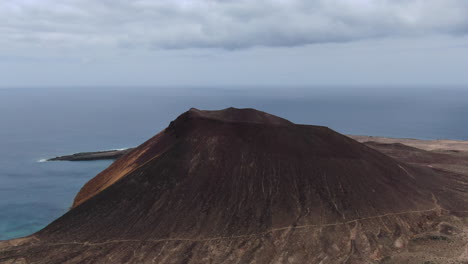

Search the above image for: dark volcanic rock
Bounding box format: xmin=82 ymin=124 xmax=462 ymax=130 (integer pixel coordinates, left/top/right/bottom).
xmin=48 ymin=149 xmax=134 ymax=161
xmin=1 ymin=108 xmax=467 ymax=264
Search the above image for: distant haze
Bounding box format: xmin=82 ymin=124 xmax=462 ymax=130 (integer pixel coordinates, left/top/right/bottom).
xmin=1 ymin=0 xmax=468 ymax=88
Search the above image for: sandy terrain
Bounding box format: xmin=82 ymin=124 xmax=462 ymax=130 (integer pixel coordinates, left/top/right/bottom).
xmin=350 ymin=135 xmax=468 ymax=152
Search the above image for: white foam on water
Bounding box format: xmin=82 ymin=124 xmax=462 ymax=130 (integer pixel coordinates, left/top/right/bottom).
xmin=37 ymin=159 xmax=48 ymax=163
xmin=102 ymin=147 xmax=130 ymax=151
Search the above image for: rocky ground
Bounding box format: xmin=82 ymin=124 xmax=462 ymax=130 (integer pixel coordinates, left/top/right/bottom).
xmin=350 ymin=135 xmax=468 ymax=264
xmin=48 ymin=148 xmax=134 ymax=161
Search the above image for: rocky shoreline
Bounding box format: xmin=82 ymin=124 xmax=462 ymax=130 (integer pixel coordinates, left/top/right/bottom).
xmin=48 ymin=148 xmax=134 ymax=161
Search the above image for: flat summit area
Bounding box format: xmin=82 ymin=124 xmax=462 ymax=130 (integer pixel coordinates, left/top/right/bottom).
xmin=1 ymin=108 xmax=467 ymax=264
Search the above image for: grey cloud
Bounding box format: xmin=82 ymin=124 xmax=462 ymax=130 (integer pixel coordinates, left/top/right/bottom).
xmin=0 ymin=55 xmax=72 ymax=63
xmin=1 ymin=0 xmax=468 ymax=50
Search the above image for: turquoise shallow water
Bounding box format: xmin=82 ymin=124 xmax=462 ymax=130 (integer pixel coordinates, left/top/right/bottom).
xmin=1 ymin=86 xmax=468 ymax=240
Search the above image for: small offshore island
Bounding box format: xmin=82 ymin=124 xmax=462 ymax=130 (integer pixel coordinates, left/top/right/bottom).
xmin=48 ymin=148 xmax=134 ymax=161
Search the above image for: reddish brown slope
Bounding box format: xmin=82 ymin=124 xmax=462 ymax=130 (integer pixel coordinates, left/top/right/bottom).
xmin=72 ymin=107 xmax=292 ymax=208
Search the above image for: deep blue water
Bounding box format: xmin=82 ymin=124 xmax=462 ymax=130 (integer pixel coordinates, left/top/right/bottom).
xmin=1 ymin=86 xmax=468 ymax=240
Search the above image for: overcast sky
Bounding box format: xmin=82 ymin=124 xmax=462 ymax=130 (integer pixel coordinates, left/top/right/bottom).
xmin=1 ymin=0 xmax=468 ymax=88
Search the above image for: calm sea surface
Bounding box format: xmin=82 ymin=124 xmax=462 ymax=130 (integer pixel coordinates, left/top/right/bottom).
xmin=1 ymin=86 xmax=468 ymax=240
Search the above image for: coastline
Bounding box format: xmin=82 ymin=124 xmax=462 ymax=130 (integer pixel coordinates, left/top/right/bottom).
xmin=47 ymin=148 xmax=134 ymax=161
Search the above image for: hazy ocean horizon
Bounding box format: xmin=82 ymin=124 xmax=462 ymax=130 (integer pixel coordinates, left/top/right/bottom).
xmin=1 ymin=86 xmax=468 ymax=240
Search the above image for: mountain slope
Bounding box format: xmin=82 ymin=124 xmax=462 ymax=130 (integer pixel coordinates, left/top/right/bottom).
xmin=1 ymin=108 xmax=467 ymax=264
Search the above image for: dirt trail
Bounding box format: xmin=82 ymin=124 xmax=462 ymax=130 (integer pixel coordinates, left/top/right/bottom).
xmin=41 ymin=206 xmax=455 ymax=247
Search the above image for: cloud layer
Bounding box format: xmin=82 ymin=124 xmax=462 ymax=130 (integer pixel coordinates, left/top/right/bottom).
xmin=2 ymin=0 xmax=468 ymax=50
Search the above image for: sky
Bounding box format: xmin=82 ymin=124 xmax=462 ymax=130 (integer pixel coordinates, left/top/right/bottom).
xmin=1 ymin=0 xmax=468 ymax=88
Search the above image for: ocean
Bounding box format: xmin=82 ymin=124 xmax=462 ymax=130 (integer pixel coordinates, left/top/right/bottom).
xmin=1 ymin=86 xmax=468 ymax=240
